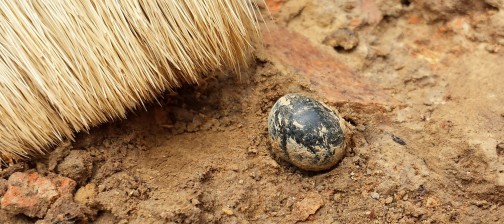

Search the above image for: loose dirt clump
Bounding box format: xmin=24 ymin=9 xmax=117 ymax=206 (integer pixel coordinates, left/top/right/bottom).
xmin=56 ymin=150 xmax=93 ymax=186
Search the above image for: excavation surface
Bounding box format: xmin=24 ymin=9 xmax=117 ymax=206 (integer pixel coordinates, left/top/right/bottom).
xmin=1 ymin=0 xmax=503 ymax=223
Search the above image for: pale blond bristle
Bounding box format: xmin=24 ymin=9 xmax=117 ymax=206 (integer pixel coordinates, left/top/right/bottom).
xmin=0 ymin=0 xmax=258 ymax=163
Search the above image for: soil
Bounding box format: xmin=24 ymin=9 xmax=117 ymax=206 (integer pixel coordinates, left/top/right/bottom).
xmin=1 ymin=0 xmax=504 ymax=223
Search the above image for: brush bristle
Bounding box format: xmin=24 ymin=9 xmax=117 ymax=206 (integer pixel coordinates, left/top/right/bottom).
xmin=0 ymin=0 xmax=259 ymax=163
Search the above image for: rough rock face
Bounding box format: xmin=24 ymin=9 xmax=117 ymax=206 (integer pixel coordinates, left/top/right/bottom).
xmin=1 ymin=172 xmax=76 ymax=218
xmin=417 ymin=0 xmax=488 ymax=21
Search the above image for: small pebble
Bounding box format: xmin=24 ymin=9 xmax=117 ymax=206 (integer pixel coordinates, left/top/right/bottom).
xmin=425 ymin=197 xmax=440 ymax=208
xmin=333 ymin=193 xmax=342 ymax=201
xmin=370 ymin=192 xmax=380 ymax=200
xmin=323 ymin=28 xmax=359 ymax=51
xmin=291 ymin=193 xmax=325 ymax=222
xmin=395 ymin=65 xmax=405 ymax=70
xmin=485 ymin=44 xmax=500 ymax=53
xmin=343 ymin=2 xmax=355 ymax=11
xmin=222 ymin=208 xmax=234 ymax=216
xmin=496 ymin=142 xmax=504 ymax=156
xmin=376 ymin=180 xmax=398 ymax=195
xmin=385 ymin=196 xmax=394 ymax=204
xmin=191 ymin=198 xmax=201 ymax=206
xmin=392 ymin=135 xmax=406 ymax=145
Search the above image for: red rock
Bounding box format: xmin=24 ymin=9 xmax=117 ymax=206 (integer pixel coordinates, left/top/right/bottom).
xmin=0 ymin=172 xmax=76 ymax=218
xmin=265 ymin=0 xmax=285 ymax=13
xmin=408 ymin=15 xmax=421 ymax=24
xmin=262 ymin=25 xmax=391 ymax=106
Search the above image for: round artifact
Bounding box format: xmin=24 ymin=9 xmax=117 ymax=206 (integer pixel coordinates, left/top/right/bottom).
xmin=268 ymin=94 xmax=347 ymax=171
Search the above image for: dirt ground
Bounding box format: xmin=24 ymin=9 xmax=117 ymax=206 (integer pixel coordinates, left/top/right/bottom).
xmin=1 ymin=0 xmax=504 ymax=223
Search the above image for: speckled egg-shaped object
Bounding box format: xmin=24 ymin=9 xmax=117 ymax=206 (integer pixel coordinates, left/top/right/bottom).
xmin=268 ymin=94 xmax=347 ymax=171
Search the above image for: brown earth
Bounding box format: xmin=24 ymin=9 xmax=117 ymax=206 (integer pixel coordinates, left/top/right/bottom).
xmin=1 ymin=0 xmax=504 ymax=223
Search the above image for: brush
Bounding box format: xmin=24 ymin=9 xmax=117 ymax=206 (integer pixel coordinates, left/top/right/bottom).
xmin=0 ymin=0 xmax=259 ymax=163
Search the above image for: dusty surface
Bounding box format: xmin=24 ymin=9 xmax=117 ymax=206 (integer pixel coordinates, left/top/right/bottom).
xmin=1 ymin=0 xmax=504 ymax=223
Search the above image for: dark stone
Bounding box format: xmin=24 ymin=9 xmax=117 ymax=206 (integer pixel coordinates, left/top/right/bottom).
xmin=268 ymin=94 xmax=347 ymax=171
xmin=392 ymin=135 xmax=407 ymax=145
